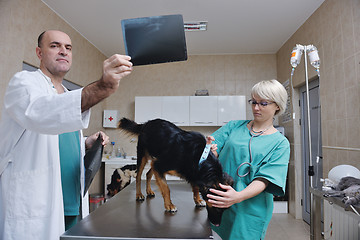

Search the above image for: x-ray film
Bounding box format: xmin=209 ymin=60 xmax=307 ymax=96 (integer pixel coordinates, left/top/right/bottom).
xmin=84 ymin=133 xmax=104 ymax=196
xmin=121 ymin=14 xmax=187 ymax=66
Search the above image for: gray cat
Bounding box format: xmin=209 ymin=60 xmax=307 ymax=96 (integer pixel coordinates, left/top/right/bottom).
xmin=325 ymin=176 xmax=360 ymax=206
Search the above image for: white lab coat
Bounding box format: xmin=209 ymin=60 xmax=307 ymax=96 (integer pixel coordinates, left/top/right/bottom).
xmin=0 ymin=70 xmax=91 ymax=240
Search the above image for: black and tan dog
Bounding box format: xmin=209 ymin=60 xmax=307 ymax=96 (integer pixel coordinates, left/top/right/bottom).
xmin=107 ymin=164 xmax=137 ymax=197
xmin=119 ymin=118 xmax=234 ymax=226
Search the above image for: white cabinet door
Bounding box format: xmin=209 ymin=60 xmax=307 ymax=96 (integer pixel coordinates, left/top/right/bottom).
xmin=161 ymin=96 xmax=190 ymax=126
xmin=218 ymin=96 xmax=246 ymax=125
xmin=135 ymin=96 xmax=162 ymax=124
xmin=189 ymin=96 xmax=218 ymax=126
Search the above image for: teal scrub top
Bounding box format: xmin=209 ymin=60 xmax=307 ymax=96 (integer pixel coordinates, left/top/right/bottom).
xmin=59 ymin=131 xmax=81 ymax=216
xmin=211 ymin=120 xmax=290 ymax=240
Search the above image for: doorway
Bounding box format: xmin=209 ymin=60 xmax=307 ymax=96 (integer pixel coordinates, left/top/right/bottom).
xmin=299 ymin=78 xmax=322 ymax=224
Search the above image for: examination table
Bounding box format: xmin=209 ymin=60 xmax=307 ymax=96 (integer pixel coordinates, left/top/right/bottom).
xmin=61 ymin=180 xmax=213 ymax=239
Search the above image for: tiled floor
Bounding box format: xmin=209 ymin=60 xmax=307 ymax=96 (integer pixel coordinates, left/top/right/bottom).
xmin=266 ymin=213 xmax=310 ymax=240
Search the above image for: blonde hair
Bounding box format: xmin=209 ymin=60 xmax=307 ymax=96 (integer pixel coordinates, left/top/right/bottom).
xmin=251 ymin=79 xmax=288 ymax=116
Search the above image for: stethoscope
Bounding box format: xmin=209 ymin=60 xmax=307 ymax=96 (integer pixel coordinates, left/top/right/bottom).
xmin=236 ymin=121 xmax=272 ymax=178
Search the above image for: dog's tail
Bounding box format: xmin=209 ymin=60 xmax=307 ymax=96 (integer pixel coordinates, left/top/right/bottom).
xmin=119 ymin=118 xmax=142 ymax=135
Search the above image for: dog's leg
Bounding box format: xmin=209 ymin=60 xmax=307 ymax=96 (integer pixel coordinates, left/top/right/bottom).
xmin=146 ymin=168 xmax=155 ymax=198
xmin=191 ymin=184 xmax=206 ymax=207
xmin=136 ymin=156 xmax=147 ymax=201
xmin=153 ymin=170 xmax=177 ymax=212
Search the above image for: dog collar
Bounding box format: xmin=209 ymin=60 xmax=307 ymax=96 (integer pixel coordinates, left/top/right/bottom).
xmin=199 ymin=144 xmax=211 ymax=165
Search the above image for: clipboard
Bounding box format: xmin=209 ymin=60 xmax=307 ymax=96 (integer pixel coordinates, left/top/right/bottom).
xmin=121 ymin=14 xmax=188 ymax=66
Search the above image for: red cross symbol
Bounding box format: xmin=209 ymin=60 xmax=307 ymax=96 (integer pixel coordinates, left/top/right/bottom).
xmin=108 ymin=116 xmax=113 ymax=122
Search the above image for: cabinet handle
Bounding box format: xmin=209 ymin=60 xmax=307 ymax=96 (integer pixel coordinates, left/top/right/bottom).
xmin=194 ymin=121 xmax=214 ymax=124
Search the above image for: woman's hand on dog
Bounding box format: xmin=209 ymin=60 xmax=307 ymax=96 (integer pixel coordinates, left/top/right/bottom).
xmin=206 ymin=136 xmax=218 ymax=157
xmin=208 ymin=179 xmax=269 ymax=208
xmin=207 ymin=183 xmax=241 ymax=208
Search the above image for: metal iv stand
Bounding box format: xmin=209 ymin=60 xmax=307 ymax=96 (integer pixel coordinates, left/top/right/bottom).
xmin=291 ymin=44 xmax=322 ymax=240
xmin=304 ymin=46 xmax=321 ymax=240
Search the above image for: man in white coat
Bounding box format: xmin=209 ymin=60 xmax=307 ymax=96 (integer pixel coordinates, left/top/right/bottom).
xmin=0 ymin=30 xmax=133 ymax=240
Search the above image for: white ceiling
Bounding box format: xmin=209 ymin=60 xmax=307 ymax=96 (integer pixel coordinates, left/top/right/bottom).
xmin=42 ymin=0 xmax=325 ymax=57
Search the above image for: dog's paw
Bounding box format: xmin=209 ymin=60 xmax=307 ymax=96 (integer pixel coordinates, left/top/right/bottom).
xmin=166 ymin=206 xmax=178 ymax=213
xmin=165 ymin=203 xmax=178 ymax=212
xmin=136 ymin=194 xmax=145 ymax=202
xmin=146 ymin=189 xmax=155 ymax=198
xmin=195 ymin=200 xmax=206 ymax=207
xmin=147 ymin=192 xmax=155 ymax=198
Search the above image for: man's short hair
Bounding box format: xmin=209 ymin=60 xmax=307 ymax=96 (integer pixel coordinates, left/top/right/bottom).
xmin=37 ymin=31 xmax=46 ymax=47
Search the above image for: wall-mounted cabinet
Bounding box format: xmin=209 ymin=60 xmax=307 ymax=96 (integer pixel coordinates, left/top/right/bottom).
xmin=189 ymin=96 xmax=218 ymax=126
xmin=135 ymin=96 xmax=189 ymax=125
xmin=135 ymin=95 xmax=246 ymax=126
xmin=134 ymin=96 xmax=162 ymax=124
xmin=161 ymin=96 xmax=190 ymax=126
xmin=218 ymin=96 xmax=246 ymax=126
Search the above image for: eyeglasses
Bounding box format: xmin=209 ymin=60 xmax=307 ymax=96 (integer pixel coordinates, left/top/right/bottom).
xmin=248 ymin=99 xmax=275 ymax=108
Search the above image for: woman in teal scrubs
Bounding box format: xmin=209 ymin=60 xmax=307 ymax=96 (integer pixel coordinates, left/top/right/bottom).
xmin=207 ymin=80 xmax=290 ymax=240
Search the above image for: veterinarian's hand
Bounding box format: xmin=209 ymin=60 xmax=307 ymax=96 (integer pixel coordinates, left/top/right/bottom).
xmin=85 ymin=131 xmax=110 ymax=150
xmin=101 ymin=54 xmax=133 ymax=92
xmin=206 ymin=136 xmax=218 ymax=156
xmin=207 ymin=183 xmax=240 ymax=208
